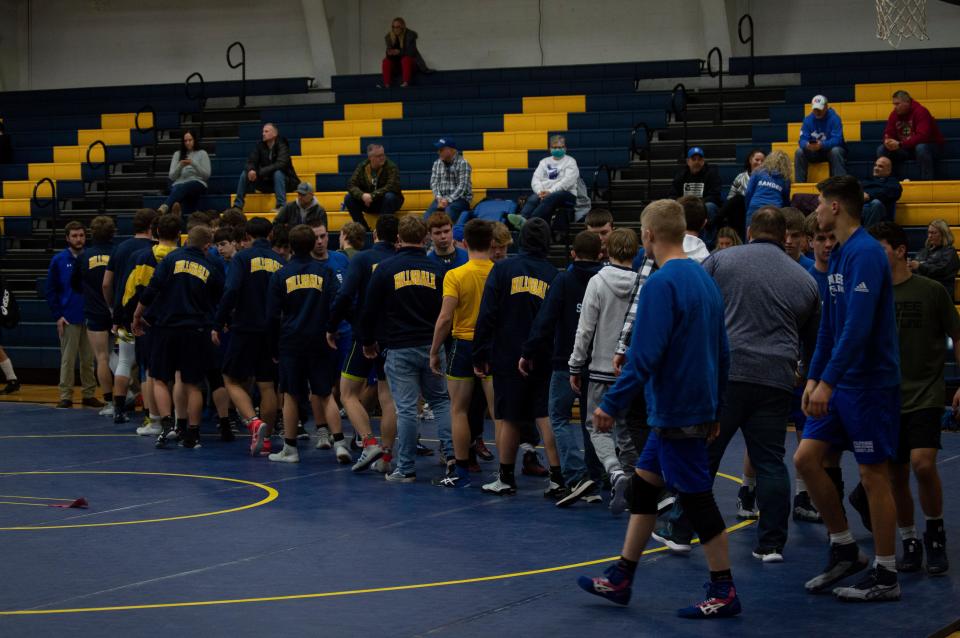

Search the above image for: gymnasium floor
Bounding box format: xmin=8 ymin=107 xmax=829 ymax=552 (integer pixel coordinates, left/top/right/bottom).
xmin=0 ymin=399 xmax=958 ymax=637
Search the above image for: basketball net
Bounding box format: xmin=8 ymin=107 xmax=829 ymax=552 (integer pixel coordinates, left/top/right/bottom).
xmin=876 ymin=0 xmax=929 ymax=48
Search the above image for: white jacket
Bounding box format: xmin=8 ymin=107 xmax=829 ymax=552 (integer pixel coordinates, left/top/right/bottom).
xmin=531 ymin=155 xmax=579 ymax=195
xmin=683 ymin=234 xmax=711 ymax=263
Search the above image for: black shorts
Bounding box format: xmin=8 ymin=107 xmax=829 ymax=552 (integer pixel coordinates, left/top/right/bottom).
xmin=222 ymin=330 xmax=277 ymax=382
xmin=279 ymin=348 xmax=338 ymax=399
xmin=341 ymin=338 xmax=386 ymax=383
xmin=85 ymin=314 xmax=112 ymax=332
xmin=895 ymin=407 xmax=943 ymax=464
xmin=493 ymin=369 xmax=549 ymax=421
xmin=135 ymin=332 xmax=152 ymax=378
xmin=149 ymin=327 xmax=208 ymax=385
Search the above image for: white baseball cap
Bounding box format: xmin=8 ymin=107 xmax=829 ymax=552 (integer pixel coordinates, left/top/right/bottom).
xmin=811 ymin=95 xmax=828 ymax=111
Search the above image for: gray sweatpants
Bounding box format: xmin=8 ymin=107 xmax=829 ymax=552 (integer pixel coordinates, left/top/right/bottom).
xmin=585 ymin=380 xmax=638 ymax=475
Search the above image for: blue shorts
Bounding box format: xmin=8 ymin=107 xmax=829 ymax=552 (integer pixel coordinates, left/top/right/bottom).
xmin=221 ymin=330 xmax=277 ymax=382
xmin=637 ymin=428 xmax=713 ymax=494
xmin=446 ymin=338 xmax=476 ymax=380
xmin=334 ymin=323 xmax=352 ymax=373
xmin=279 ymin=348 xmax=338 ymax=399
xmin=341 ymin=338 xmax=386 ymax=383
xmin=802 ymin=386 xmax=900 ymax=465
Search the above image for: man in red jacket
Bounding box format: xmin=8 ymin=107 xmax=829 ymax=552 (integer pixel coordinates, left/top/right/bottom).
xmin=877 ymin=90 xmax=944 ymax=181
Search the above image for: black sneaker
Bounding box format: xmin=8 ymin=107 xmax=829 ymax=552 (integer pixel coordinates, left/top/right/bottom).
xmin=924 ymin=530 xmax=949 ymax=576
xmin=521 ymin=450 xmax=548 ymax=477
xmin=56 ymin=399 xmax=73 ymax=409
xmin=544 ymin=481 xmax=569 ymax=500
xmin=350 ymin=432 xmax=363 ymax=450
xmin=296 ymin=424 xmax=309 ymax=440
xmin=848 ymin=483 xmax=872 ymax=532
xmin=737 ymin=485 xmax=759 ymax=519
xmin=219 ymin=424 xmax=236 ymax=442
xmin=897 ymin=538 xmax=923 ymax=572
xmin=416 ymin=438 xmax=434 ymax=456
xmin=113 ymin=410 xmax=129 ymax=425
xmin=0 ymin=379 xmax=20 ymax=394
xmin=651 ymin=522 xmax=694 ymax=554
xmin=180 ymin=428 xmax=201 ymax=449
xmin=556 ymin=477 xmax=597 ymax=508
xmin=804 ymin=543 xmax=869 ymax=593
xmin=155 ymin=417 xmax=175 ymax=449
xmin=473 ymin=437 xmax=494 ymax=462
xmin=793 ymin=491 xmax=822 ymax=523
xmin=833 ymin=565 xmax=900 ymax=602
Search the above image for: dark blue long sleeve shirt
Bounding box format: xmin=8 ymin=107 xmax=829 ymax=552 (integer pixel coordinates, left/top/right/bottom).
xmin=140 ymin=246 xmax=224 ymax=330
xmin=600 ymin=258 xmax=730 ymax=428
xmin=267 ymin=254 xmax=340 ymax=355
xmin=473 ymin=251 xmax=558 ymax=375
xmin=107 ymin=236 xmax=154 ymax=314
xmin=807 ymin=226 xmax=900 ymax=390
xmin=214 ymin=239 xmax=284 ymax=332
xmin=522 ymin=260 xmax=602 ymax=370
xmin=359 ymin=247 xmax=445 ymax=350
xmin=328 ymin=242 xmax=396 ymax=337
xmin=76 ymin=241 xmax=114 ymax=324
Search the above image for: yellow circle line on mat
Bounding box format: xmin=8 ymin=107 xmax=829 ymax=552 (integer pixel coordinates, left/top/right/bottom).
xmin=0 ymin=475 xmax=751 ymax=615
xmin=0 ymin=471 xmax=278 ymax=531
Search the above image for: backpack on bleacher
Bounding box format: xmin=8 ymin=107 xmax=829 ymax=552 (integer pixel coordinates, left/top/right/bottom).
xmin=471 ymin=198 xmax=517 ymax=223
xmin=0 ymin=276 xmax=19 ymax=330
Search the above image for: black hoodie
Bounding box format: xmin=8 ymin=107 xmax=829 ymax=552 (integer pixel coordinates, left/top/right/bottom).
xmin=670 ymin=162 xmax=722 ymax=206
xmin=522 ymin=260 xmax=602 ymax=370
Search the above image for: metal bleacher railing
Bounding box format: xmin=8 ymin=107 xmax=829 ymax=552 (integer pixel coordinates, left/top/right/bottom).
xmin=226 ymin=41 xmax=246 ymax=108
xmin=185 ymin=72 xmax=206 ymax=139
xmin=85 ymin=140 xmax=108 ymax=214
xmin=30 ymin=177 xmax=57 ymax=251
xmin=135 ymin=105 xmax=159 ymax=177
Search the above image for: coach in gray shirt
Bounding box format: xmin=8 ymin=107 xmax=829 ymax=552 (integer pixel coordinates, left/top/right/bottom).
xmin=666 ymin=206 xmax=820 ymax=559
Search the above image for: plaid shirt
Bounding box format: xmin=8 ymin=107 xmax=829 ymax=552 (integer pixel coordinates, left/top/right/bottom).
xmin=615 ymin=257 xmax=656 ymax=356
xmin=430 ymin=153 xmax=472 ymax=203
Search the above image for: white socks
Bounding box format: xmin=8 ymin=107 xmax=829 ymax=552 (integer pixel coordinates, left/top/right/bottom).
xmin=875 ymin=555 xmax=897 ymax=572
xmin=795 ymin=478 xmax=808 ymax=494
xmin=829 ymin=530 xmax=855 ymax=546
xmin=899 ymin=525 xmax=918 ymax=541
xmin=0 ymin=358 xmax=15 ymax=381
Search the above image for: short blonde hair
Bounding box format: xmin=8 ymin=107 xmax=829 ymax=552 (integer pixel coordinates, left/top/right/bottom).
xmin=492 ymin=221 xmax=513 ymax=246
xmin=640 ymin=199 xmax=685 ymax=245
xmin=929 ymin=219 xmax=953 ymax=248
xmin=762 ymin=149 xmax=793 ymax=183
xmin=187 ymin=224 xmax=213 ymax=248
xmin=605 ymin=228 xmax=639 ymax=262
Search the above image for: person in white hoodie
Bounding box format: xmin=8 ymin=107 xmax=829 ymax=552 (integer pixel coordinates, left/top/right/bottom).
xmin=569 ymin=228 xmax=640 ymax=515
xmin=520 ymin=135 xmax=579 ymax=221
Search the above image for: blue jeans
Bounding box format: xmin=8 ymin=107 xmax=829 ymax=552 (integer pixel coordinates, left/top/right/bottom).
xmin=877 ymin=143 xmax=942 ymax=181
xmin=344 ymin=192 xmax=404 ymax=230
xmin=666 ymin=382 xmax=792 ymax=550
xmin=384 ymin=345 xmax=451 ymax=476
xmin=862 ymin=199 xmax=888 ymax=227
xmin=234 ymin=169 xmax=286 ymax=210
xmin=164 ymin=180 xmax=207 ymax=215
xmin=423 ymin=197 xmax=470 ymax=222
xmin=702 ymin=201 xmax=720 ymax=248
xmin=521 ymin=190 xmax=576 ymax=221
xmin=794 ymin=146 xmax=847 ymax=183
xmin=548 ymin=370 xmax=587 ymax=484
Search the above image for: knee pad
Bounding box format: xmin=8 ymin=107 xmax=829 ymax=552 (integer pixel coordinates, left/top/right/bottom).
xmin=115 ymin=340 xmax=136 ymax=378
xmin=627 ymin=472 xmax=660 ymax=515
xmin=679 ymin=491 xmax=725 ymax=544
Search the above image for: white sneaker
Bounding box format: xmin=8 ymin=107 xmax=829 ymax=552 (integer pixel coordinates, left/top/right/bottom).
xmin=385 ymin=470 xmax=416 ymax=483
xmin=351 ymin=443 xmax=383 ymax=472
xmin=372 ymin=458 xmax=391 ymax=473
xmin=315 ymin=427 xmax=332 ymax=450
xmin=334 ymin=440 xmax=352 ymax=464
xmin=99 ymin=404 xmax=115 ymax=417
xmin=481 ymin=477 xmax=517 ymax=495
xmin=136 ymin=423 xmax=162 ymax=436
xmin=752 ymin=549 xmax=785 ymax=563
xmin=420 ymin=403 xmax=435 ymax=421
xmin=268 ymin=445 xmax=300 ymax=463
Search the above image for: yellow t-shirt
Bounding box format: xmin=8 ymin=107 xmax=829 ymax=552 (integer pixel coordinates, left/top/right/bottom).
xmin=443 ymin=258 xmax=494 ymax=341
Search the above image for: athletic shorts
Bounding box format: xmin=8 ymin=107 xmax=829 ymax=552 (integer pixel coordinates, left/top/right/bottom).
xmin=446 ymin=338 xmax=477 ymax=380
xmin=636 ymin=427 xmax=713 ymax=494
xmin=341 ymin=338 xmax=386 ymax=383
xmin=895 ymin=407 xmax=942 ymax=464
xmin=279 ymin=348 xmax=338 ymax=399
xmin=135 ymin=332 xmax=152 ymax=380
xmin=790 ymin=385 xmax=805 ymax=431
xmin=149 ymin=327 xmax=208 ymax=385
xmin=85 ymin=314 xmax=112 ymax=333
xmin=802 ymin=386 xmax=900 ymax=465
xmin=221 ymin=330 xmax=277 ymax=382
xmin=493 ymin=369 xmax=549 ymax=421
xmin=334 ymin=323 xmax=352 ymax=373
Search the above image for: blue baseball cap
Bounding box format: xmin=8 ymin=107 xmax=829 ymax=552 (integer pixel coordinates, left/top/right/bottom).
xmin=687 ymin=147 xmax=705 ymax=158
xmin=433 ymin=137 xmax=457 ymax=150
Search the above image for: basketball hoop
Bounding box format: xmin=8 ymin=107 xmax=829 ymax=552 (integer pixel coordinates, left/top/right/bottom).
xmin=876 ymin=0 xmax=929 ymax=48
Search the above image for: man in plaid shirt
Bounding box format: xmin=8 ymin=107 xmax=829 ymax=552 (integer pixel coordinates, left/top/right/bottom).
xmin=423 ymin=137 xmax=473 ymax=222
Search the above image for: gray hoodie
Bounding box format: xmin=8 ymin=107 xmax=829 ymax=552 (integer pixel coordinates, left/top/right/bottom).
xmin=569 ymin=264 xmax=638 ymax=383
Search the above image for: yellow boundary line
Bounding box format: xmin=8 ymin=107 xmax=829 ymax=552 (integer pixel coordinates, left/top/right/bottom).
xmin=0 ymin=473 xmax=751 ymax=616
xmin=0 ymin=471 xmax=278 ymax=531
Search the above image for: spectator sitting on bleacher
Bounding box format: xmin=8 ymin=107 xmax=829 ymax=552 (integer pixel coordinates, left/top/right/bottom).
xmin=878 ymin=90 xmax=945 ymax=181
xmin=382 ymin=17 xmax=428 ymax=88
xmin=671 ymin=147 xmax=721 ymax=233
xmin=744 ymin=150 xmax=792 ymax=228
xmin=159 ymin=129 xmax=210 ymax=216
xmin=275 ymin=182 xmax=327 ymax=227
xmin=795 ymin=95 xmax=847 ymax=183
xmin=861 ymin=156 xmax=903 ymax=227
xmin=520 ymin=135 xmax=580 ymax=223
xmin=908 ymin=219 xmax=960 ymax=293
xmin=718 ymin=149 xmax=764 ymax=237
xmin=233 ymin=123 xmax=299 ymax=214
xmin=424 ymin=137 xmax=472 ymax=222
xmin=344 ymin=144 xmax=404 ymax=230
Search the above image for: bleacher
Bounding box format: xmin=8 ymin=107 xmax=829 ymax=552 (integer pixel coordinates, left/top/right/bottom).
xmin=4 ymin=50 xmax=960 ymax=380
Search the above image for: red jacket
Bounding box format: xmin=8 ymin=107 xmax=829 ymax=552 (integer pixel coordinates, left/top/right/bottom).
xmin=883 ymin=100 xmax=945 ymax=149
